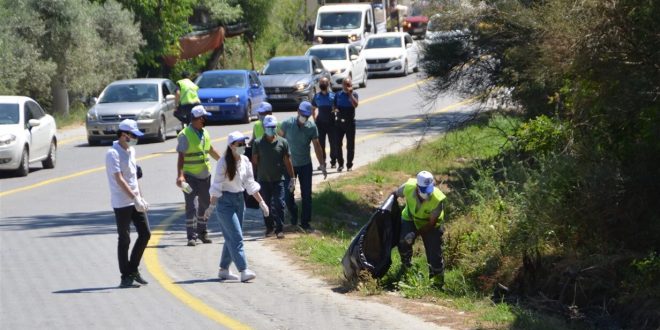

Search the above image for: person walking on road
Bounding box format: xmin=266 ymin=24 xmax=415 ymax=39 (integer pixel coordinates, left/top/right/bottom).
xmin=105 ymin=119 xmax=151 ymax=288
xmin=176 ymin=105 xmax=220 ymax=246
xmin=394 ymin=171 xmax=447 ymax=288
xmin=175 ymin=71 xmax=201 ymax=125
xmin=250 ymin=102 xmax=274 ymax=145
xmin=333 ymin=77 xmax=359 ymax=172
xmin=252 ymin=115 xmax=295 ymax=239
xmin=207 ymin=131 xmax=269 ymax=282
xmin=278 ymin=101 xmax=327 ymax=232
xmin=312 ymin=77 xmax=336 ymax=169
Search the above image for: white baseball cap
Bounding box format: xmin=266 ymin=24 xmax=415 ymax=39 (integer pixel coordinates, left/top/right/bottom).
xmin=416 ymin=171 xmax=435 ymax=194
xmin=118 ymin=119 xmax=144 ymax=137
xmin=256 ymin=102 xmax=273 ymax=114
xmin=191 ymin=105 xmax=211 ymax=118
xmin=227 ymin=131 xmax=248 ymax=145
xmin=263 ymin=115 xmax=278 ymax=128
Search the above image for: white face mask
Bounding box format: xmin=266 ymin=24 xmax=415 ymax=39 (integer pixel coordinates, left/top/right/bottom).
xmin=235 ymin=146 xmax=245 ymax=155
xmin=265 ymin=127 xmax=276 ymax=136
xmin=298 ymin=115 xmax=308 ymax=124
xmin=127 ymin=138 xmax=138 ymax=147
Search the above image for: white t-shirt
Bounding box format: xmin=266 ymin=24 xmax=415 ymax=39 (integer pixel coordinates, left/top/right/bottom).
xmin=105 ymin=141 xmax=139 ymax=208
xmin=209 ymin=154 xmax=260 ymax=198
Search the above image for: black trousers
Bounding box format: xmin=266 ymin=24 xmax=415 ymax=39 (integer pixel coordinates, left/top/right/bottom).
xmin=397 ymin=219 xmax=444 ymax=278
xmin=333 ymin=119 xmax=355 ymax=168
xmin=114 ymin=206 xmax=151 ymax=278
xmin=316 ymin=120 xmax=335 ymax=166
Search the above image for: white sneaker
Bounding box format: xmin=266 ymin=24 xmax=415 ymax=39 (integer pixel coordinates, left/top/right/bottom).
xmin=240 ymin=269 xmax=256 ymax=282
xmin=218 ymin=268 xmax=239 ymax=281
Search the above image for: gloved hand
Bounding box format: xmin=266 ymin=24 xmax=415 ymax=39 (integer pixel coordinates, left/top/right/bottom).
xmin=134 ymin=196 xmax=148 ymax=212
xmin=259 ymin=200 xmax=269 ymax=217
xmin=288 ymin=177 xmax=297 ymax=193
xmin=320 ymin=164 xmax=327 ymax=179
xmin=404 ymin=232 xmax=416 ymax=245
xmin=204 ymin=204 xmax=215 ymax=220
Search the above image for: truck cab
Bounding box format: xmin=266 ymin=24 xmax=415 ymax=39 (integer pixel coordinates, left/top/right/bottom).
xmin=314 ymin=4 xmax=376 ymax=47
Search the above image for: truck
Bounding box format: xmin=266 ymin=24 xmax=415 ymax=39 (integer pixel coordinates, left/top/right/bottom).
xmin=312 ymin=1 xmax=392 ymax=47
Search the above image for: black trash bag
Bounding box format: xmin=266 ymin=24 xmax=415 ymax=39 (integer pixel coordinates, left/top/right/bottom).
xmin=243 ymin=145 xmax=259 ymax=209
xmin=342 ymin=193 xmax=401 ymax=281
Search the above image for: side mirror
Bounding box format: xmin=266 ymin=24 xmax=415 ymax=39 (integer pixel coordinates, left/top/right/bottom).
xmin=314 ymin=68 xmax=323 ymax=74
xmin=28 ymin=119 xmax=41 ymax=127
xmin=366 ymin=24 xmax=372 ymax=32
xmin=406 ymin=43 xmax=413 ymax=49
xmin=92 ymin=97 xmax=98 ymax=104
xmin=350 ymin=54 xmax=359 ymax=61
xmin=165 ymin=94 xmax=175 ymax=101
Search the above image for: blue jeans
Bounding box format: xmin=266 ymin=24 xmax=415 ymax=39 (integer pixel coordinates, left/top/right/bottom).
xmin=260 ymin=180 xmax=285 ymax=233
xmin=214 ymin=191 xmax=248 ymax=271
xmin=284 ymin=163 xmax=313 ymax=228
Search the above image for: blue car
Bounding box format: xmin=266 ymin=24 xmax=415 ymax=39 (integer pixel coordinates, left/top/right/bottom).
xmin=195 ymin=70 xmax=266 ymax=123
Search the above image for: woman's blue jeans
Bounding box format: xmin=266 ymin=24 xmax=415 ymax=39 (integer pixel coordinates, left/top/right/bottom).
xmin=214 ymin=191 xmax=248 ymax=271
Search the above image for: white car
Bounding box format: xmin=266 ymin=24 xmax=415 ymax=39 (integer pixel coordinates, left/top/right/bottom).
xmin=362 ymin=32 xmax=419 ymax=76
xmin=306 ymin=44 xmax=368 ymax=89
xmin=0 ymin=96 xmax=57 ymax=176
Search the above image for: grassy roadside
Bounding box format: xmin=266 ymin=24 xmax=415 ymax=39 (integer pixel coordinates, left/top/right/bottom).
xmin=286 ymin=113 xmax=575 ymax=329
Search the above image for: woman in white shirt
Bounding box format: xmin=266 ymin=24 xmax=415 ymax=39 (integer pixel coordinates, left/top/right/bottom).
xmin=207 ymin=131 xmax=269 ymax=282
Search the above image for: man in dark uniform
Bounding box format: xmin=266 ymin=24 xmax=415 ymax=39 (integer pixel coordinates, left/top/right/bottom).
xmin=332 ymin=77 xmax=359 ymax=172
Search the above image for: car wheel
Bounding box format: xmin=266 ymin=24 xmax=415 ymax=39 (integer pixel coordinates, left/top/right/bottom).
xmin=16 ymin=147 xmax=29 ymax=177
xmin=42 ymin=139 xmax=57 ymax=169
xmin=156 ymin=116 xmax=166 ymax=142
xmin=88 ymin=137 xmax=100 ymax=146
xmin=413 ymin=61 xmax=420 ymax=73
xmin=242 ymin=101 xmax=252 ymax=124
xmin=359 ymin=70 xmax=367 ymax=88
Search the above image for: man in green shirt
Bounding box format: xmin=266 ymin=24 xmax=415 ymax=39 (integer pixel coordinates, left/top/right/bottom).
xmin=252 ymin=115 xmax=295 ymax=238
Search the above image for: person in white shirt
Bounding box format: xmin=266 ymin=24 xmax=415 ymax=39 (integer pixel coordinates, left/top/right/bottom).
xmin=105 ymin=119 xmax=151 ymax=288
xmin=206 ymin=131 xmax=269 ymax=282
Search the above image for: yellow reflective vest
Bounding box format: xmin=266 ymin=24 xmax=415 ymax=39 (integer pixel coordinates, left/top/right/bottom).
xmin=180 ymin=127 xmax=211 ymax=175
xmin=177 ymin=78 xmax=200 ymax=105
xmin=401 ymin=178 xmax=446 ymax=229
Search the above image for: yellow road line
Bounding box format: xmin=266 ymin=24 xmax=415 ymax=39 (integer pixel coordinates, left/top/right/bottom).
xmin=144 ymin=210 xmax=251 ymax=329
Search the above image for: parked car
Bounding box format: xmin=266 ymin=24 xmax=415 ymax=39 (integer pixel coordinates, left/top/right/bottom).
xmin=86 ymin=78 xmax=179 ymax=145
xmin=402 ymin=4 xmax=429 ymax=38
xmin=0 ymin=96 xmax=57 ymax=176
xmin=195 ymin=70 xmax=265 ymax=123
xmin=259 ymin=56 xmax=332 ymax=110
xmin=362 ymin=32 xmax=419 ymax=76
xmin=423 ymin=13 xmax=470 ymax=45
xmin=305 ymin=43 xmax=368 ymax=90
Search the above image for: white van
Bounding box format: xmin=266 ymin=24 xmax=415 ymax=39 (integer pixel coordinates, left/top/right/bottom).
xmin=314 ymin=4 xmax=376 ymax=47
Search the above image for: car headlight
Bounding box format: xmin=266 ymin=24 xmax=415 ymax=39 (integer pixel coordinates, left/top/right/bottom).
xmin=225 ymin=95 xmax=239 ymax=103
xmin=296 ymin=82 xmax=310 ymax=91
xmin=390 ymin=55 xmax=404 ymax=62
xmin=86 ymin=111 xmax=98 ymax=121
xmin=138 ymin=111 xmax=154 ymax=119
xmin=349 ymin=34 xmax=360 ymax=42
xmin=0 ymin=134 xmax=16 ymax=146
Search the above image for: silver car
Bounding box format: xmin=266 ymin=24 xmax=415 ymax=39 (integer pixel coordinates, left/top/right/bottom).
xmin=86 ymin=78 xmax=180 ymax=145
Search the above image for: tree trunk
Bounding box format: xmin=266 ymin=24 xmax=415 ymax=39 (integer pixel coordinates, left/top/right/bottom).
xmin=51 ymin=79 xmax=69 ymax=115
xmin=206 ymin=43 xmax=224 ymax=71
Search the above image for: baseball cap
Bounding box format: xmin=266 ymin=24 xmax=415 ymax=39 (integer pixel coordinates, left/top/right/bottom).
xmin=263 ymin=115 xmax=278 ymax=128
xmin=228 ymin=131 xmax=248 ymax=145
xmin=298 ymin=101 xmax=313 ymax=117
xmin=118 ymin=119 xmax=144 ymax=137
xmin=256 ymin=102 xmax=273 ymax=114
xmin=416 ymin=171 xmax=435 ymax=194
xmin=191 ymin=105 xmax=211 ymax=118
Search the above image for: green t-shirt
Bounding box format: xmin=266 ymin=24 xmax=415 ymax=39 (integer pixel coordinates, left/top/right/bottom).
xmin=279 ymin=116 xmax=318 ymax=167
xmin=253 ymin=136 xmax=290 ymax=182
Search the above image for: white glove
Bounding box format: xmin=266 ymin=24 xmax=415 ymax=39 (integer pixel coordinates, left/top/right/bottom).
xmin=259 ymin=200 xmax=270 ymax=217
xmin=320 ymin=164 xmax=327 ymax=179
xmin=404 ymin=232 xmax=416 ymax=245
xmin=204 ymin=203 xmax=216 ymax=220
xmin=134 ymin=196 xmax=148 ymax=212
xmin=288 ymin=177 xmax=297 ymax=193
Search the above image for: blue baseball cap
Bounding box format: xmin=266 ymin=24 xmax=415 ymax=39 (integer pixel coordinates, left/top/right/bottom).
xmin=298 ymin=101 xmax=313 ymax=117
xmin=256 ymin=102 xmax=273 ymax=114
xmin=416 ymin=171 xmax=435 ymax=194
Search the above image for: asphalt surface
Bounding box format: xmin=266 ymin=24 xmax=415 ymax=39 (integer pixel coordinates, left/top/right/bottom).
xmin=0 ymin=72 xmax=476 ymax=329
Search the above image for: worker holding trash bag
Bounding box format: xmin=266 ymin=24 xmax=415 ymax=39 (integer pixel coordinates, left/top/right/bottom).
xmin=393 ymin=170 xmax=447 ymax=288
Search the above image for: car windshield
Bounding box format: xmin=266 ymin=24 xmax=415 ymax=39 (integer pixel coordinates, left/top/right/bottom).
xmin=307 ymin=48 xmax=347 ymax=61
xmin=0 ymin=103 xmax=20 ymax=125
xmin=409 ymin=5 xmax=424 ymax=17
xmin=263 ymin=59 xmax=310 ymax=75
xmin=317 ymin=12 xmax=362 ymax=30
xmin=364 ymin=36 xmax=402 ymax=49
xmin=197 ymin=73 xmax=246 ymax=89
xmin=99 ymin=84 xmax=158 ymax=103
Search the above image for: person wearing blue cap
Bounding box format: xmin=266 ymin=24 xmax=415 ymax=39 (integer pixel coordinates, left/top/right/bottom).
xmin=252 ymin=115 xmax=295 ymax=238
xmin=393 ymin=170 xmax=447 ymax=288
xmin=250 ymin=102 xmax=274 ymax=146
xmin=278 ymin=101 xmax=327 ymax=232
xmin=105 ymin=119 xmax=151 ymax=288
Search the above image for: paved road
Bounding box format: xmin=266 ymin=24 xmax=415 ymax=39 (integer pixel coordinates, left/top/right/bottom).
xmin=0 ymin=73 xmax=475 ymax=329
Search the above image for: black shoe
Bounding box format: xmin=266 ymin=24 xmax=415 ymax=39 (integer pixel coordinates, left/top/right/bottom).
xmin=330 ymin=164 xmax=336 ymax=169
xmin=187 ymin=239 xmax=197 ymax=246
xmin=132 ymin=271 xmax=148 ymax=285
xmin=337 ymin=166 xmax=344 ymax=172
xmin=300 ymin=225 xmax=315 ymax=234
xmin=199 ymin=233 xmax=212 ymax=244
xmin=347 ymin=167 xmax=352 ymax=172
xmin=265 ymin=227 xmax=275 ymax=237
xmin=119 ymin=276 xmax=140 ymax=288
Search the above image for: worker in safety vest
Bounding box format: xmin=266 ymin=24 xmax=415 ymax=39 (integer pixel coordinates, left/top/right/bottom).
xmin=394 ymin=170 xmax=447 ymax=288
xmin=175 ymin=71 xmax=201 ymax=125
xmin=176 ymin=105 xmax=220 ymax=246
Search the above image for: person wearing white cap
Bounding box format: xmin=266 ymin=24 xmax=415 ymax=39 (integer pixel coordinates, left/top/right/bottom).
xmin=393 ymin=170 xmax=447 ymax=288
xmin=105 ymin=119 xmax=151 ymax=288
xmin=278 ymin=101 xmax=327 ymax=233
xmin=207 ymin=131 xmax=269 ymax=282
xmin=251 ymin=115 xmax=295 ymax=238
xmin=176 ymin=105 xmax=221 ymax=246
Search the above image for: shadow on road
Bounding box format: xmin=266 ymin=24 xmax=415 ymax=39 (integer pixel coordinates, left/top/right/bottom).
xmin=52 ymin=286 xmax=124 ymax=294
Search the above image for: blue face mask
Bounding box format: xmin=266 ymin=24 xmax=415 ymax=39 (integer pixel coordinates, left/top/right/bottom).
xmin=265 ymin=127 xmax=276 ymax=136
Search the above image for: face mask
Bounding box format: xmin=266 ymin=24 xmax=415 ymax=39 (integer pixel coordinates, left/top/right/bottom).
xmin=418 ymin=191 xmax=429 ymax=200
xmin=298 ymin=115 xmax=308 ymax=124
xmin=235 ymin=146 xmax=245 ymax=155
xmin=125 ymin=134 xmax=138 ymax=146
xmin=265 ymin=127 xmax=276 ymax=136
